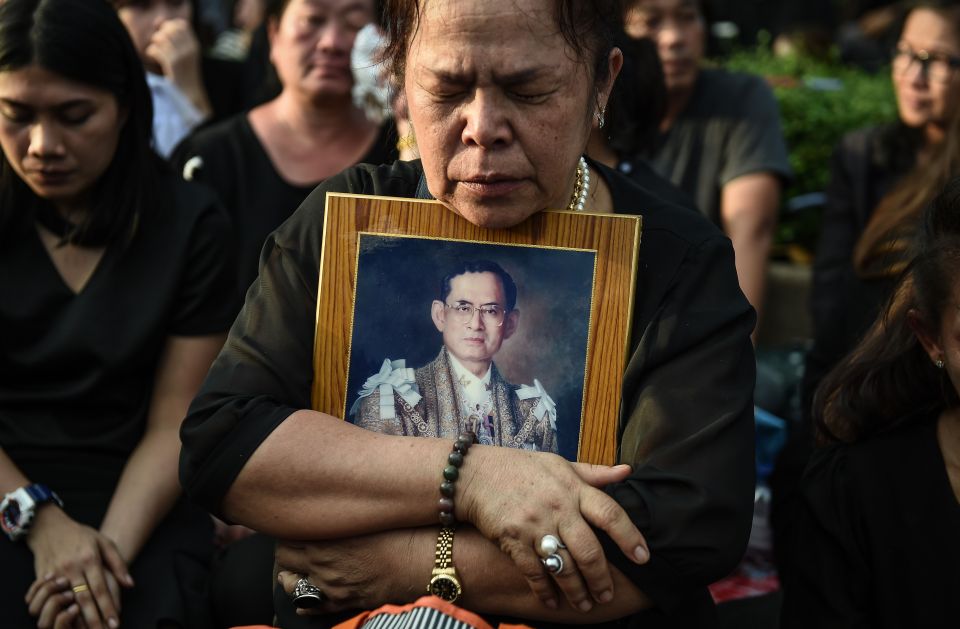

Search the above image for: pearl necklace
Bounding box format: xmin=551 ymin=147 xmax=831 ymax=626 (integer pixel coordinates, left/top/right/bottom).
xmin=566 ymin=156 xmax=590 ymax=212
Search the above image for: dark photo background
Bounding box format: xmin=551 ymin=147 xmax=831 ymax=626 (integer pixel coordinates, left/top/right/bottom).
xmin=345 ymin=234 xmax=596 ymax=461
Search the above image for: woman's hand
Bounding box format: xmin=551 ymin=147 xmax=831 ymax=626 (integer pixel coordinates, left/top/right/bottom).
xmin=275 ymin=529 xmax=425 ymax=615
xmin=25 ymin=506 xmax=133 ymax=629
xmin=145 ymin=18 xmax=212 ymax=117
xmin=458 ymin=448 xmax=649 ymax=612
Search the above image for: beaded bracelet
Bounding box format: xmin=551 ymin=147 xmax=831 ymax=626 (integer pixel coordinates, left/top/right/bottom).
xmin=438 ymin=431 xmax=477 ymax=526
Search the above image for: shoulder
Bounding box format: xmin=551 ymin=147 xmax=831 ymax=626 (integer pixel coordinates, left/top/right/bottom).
xmin=697 ymin=68 xmax=776 ymax=104
xmin=177 ymin=114 xmax=251 ymax=158
xmin=803 ymin=419 xmax=934 ymax=508
xmin=272 ymin=160 xmax=423 ymax=251
xmin=144 ymin=168 xmax=227 ymax=235
xmin=837 ymin=124 xmax=887 ymax=153
xmin=602 ymin=160 xmax=722 ymax=247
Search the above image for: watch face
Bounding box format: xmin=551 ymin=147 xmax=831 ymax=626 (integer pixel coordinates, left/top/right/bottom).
xmin=2 ymin=499 xmax=22 ymax=531
xmin=429 ymin=575 xmax=462 ymax=602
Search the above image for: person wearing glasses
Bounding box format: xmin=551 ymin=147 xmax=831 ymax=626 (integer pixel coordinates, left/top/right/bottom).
xmin=801 ymin=0 xmax=960 ymax=422
xmin=775 ymin=0 xmax=960 ymax=578
xmin=351 ymin=260 xmax=558 ymax=453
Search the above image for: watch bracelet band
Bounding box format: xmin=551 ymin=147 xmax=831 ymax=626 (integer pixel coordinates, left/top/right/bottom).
xmin=26 ymin=483 xmax=63 ymax=508
xmin=434 ymin=526 xmax=455 ymax=570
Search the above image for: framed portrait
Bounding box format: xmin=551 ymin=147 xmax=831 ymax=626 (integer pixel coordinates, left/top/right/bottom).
xmin=312 ymin=193 xmax=641 ymax=465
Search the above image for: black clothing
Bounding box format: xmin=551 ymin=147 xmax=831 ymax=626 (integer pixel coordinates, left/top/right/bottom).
xmin=615 ymin=158 xmax=698 ymax=211
xmin=180 ymin=159 xmax=757 ymax=627
xmin=803 ymin=124 xmax=917 ymax=409
xmin=779 ymin=418 xmax=960 ymax=628
xmin=0 ymin=174 xmax=236 ymax=627
xmin=174 ymin=115 xmax=398 ymax=299
xmin=772 ymin=124 xmax=915 ymax=579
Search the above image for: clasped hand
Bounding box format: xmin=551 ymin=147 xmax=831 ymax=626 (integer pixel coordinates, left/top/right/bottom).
xmin=24 ymin=507 xmax=133 ymax=629
xmin=277 ymin=449 xmax=649 ymax=615
xmin=458 ymin=449 xmax=649 ymax=611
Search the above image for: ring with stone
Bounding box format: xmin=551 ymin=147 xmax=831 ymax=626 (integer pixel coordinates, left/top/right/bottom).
xmin=542 ymin=553 xmax=564 ymax=575
xmin=537 ymin=534 xmax=567 ymax=558
xmin=291 ymin=576 xmax=324 ymax=609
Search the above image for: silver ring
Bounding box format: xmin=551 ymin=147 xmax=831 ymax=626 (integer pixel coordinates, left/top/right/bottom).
xmin=291 ymin=576 xmax=324 ymax=609
xmin=537 ymin=534 xmax=566 ymax=558
xmin=542 ymin=553 xmax=564 ymax=575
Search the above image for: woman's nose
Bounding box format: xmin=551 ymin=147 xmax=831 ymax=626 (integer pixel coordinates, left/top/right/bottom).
xmin=28 ymin=121 xmax=65 ymax=158
xmin=460 ymin=90 xmax=512 ymax=149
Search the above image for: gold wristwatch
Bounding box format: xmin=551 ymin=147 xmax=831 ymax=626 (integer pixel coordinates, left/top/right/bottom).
xmin=426 ymin=526 xmax=462 ymax=602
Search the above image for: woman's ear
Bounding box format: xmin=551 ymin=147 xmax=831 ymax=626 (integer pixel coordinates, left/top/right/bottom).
xmin=907 ymin=308 xmax=944 ymax=365
xmin=599 ymin=47 xmax=624 ymax=106
xmin=267 ymin=16 xmax=280 ymax=65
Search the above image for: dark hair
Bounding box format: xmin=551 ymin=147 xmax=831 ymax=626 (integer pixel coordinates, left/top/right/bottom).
xmin=439 ymin=260 xmax=518 ymax=312
xmin=0 ymin=0 xmax=157 ymax=246
xmin=854 ymin=0 xmax=960 ymax=277
xmin=379 ymin=0 xmax=623 ymax=89
xmin=816 ymin=177 xmax=960 ymax=444
xmin=604 ymin=34 xmax=665 ymax=158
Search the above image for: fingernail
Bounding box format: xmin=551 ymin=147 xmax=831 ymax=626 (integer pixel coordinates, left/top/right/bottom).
xmin=579 ymin=600 xmax=593 ymax=612
xmin=44 ymin=572 xmax=54 ymax=580
xmin=126 ymin=575 xmax=135 ymax=586
xmin=109 ymin=618 xmax=119 ymax=628
xmin=635 ymin=546 xmax=649 ymax=563
xmin=545 ymin=598 xmax=557 ymax=609
xmin=599 ymin=590 xmax=613 ymax=603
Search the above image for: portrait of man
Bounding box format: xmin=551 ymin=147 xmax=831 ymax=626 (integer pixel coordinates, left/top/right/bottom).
xmin=350 ymin=259 xmax=558 ymax=453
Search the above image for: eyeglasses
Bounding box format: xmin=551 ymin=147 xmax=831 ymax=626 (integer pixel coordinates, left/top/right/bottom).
xmin=444 ymin=303 xmax=508 ymax=327
xmin=892 ymin=44 xmax=960 ymax=84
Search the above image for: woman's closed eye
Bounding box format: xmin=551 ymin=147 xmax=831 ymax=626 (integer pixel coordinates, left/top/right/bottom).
xmin=58 ymin=107 xmax=93 ymax=126
xmin=0 ymin=104 xmax=32 ymax=124
xmin=508 ymin=90 xmax=552 ymax=104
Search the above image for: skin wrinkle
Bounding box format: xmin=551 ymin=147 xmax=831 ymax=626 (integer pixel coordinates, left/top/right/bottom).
xmin=406 ymin=0 xmax=610 ymax=228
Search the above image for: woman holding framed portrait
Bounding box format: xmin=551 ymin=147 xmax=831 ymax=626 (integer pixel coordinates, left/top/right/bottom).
xmin=180 ymin=0 xmax=757 ymax=627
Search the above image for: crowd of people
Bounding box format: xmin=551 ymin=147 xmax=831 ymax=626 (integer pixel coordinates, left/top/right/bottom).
xmin=0 ymin=0 xmax=957 ymax=628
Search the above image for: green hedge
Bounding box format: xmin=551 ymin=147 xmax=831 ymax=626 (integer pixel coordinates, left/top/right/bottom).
xmin=721 ymin=47 xmax=897 ymax=255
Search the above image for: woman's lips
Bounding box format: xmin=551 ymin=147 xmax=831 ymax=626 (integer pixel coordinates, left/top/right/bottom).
xmin=458 ymin=177 xmax=525 ymax=198
xmin=31 ymin=170 xmax=73 ymax=185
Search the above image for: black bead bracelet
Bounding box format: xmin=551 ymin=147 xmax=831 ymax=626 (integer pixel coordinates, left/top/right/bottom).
xmin=438 ymin=431 xmax=477 ymax=525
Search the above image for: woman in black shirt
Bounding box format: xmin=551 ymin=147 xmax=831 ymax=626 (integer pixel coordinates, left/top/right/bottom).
xmin=0 ymin=1 xmax=235 ymax=627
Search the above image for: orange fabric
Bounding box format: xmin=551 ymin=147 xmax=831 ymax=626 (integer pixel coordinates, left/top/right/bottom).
xmin=331 ymin=595 xmax=535 ymax=629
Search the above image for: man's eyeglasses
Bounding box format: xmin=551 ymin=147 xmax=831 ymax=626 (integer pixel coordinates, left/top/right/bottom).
xmin=444 ymin=303 xmax=508 ymax=327
xmin=892 ymin=44 xmax=960 ymax=84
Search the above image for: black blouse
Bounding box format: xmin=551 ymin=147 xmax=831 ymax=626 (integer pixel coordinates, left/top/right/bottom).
xmin=179 ymin=159 xmax=757 ymax=626
xmin=174 ymin=115 xmax=398 ymax=300
xmin=779 ymin=418 xmax=960 ymax=628
xmin=1 ymin=174 xmax=236 ymax=508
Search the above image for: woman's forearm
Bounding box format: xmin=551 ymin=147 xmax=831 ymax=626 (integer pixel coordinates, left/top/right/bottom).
xmin=98 ymin=425 xmax=182 ymax=562
xmin=100 ymin=334 xmax=225 ymax=561
xmin=222 ymin=411 xmax=459 ymax=539
xmin=0 ymin=446 xmax=31 ymax=494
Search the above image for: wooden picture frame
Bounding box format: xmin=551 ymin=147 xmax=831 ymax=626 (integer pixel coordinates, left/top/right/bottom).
xmin=312 ymin=193 xmax=641 ymax=465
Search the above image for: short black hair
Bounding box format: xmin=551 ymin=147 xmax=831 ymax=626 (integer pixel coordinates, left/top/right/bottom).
xmin=0 ymin=0 xmax=157 ymax=246
xmin=439 ymin=260 xmax=518 ymax=311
